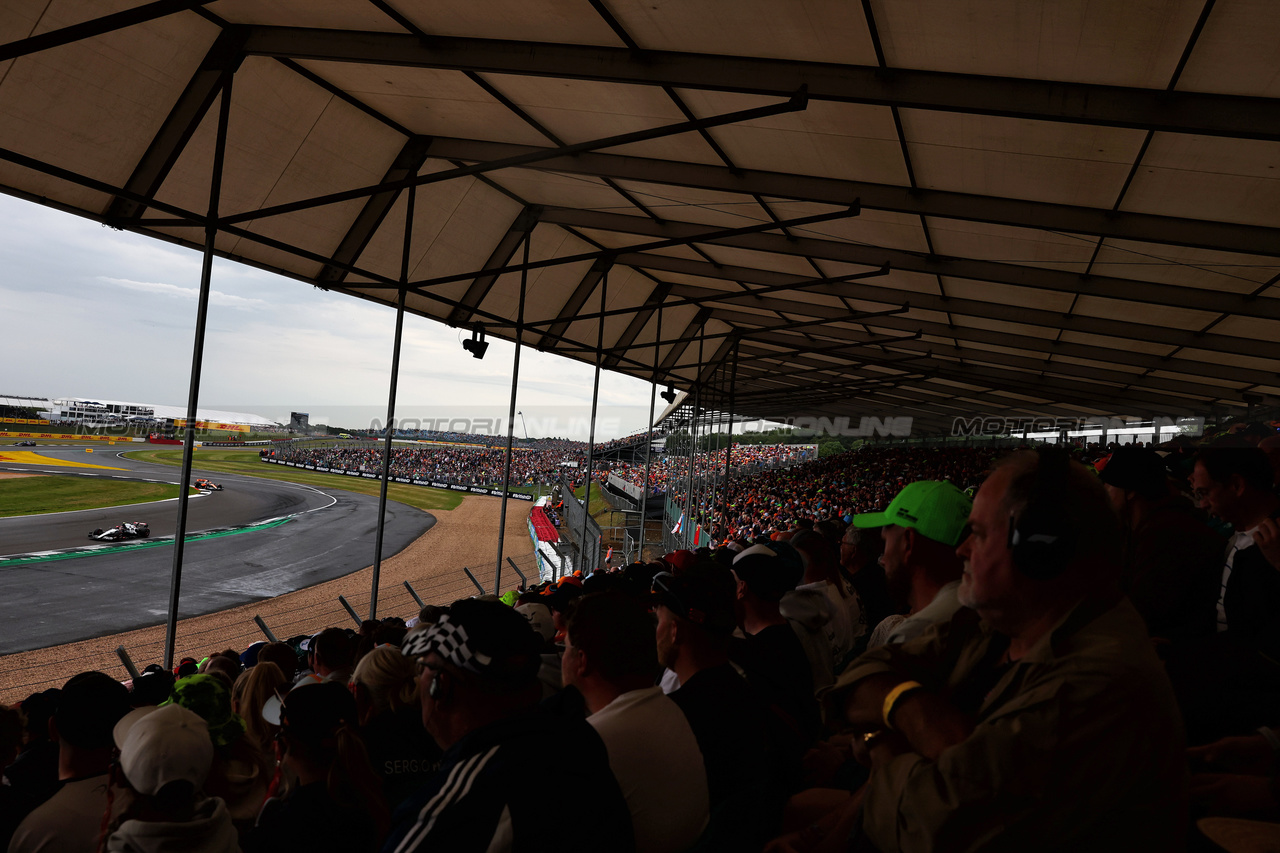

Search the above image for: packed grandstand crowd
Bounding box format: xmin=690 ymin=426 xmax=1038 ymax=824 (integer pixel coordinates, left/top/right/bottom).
xmin=694 ymin=446 xmax=1001 ymax=544
xmin=5 ymin=424 xmax=1280 ymax=852
xmin=345 ymin=428 xmax=658 ymax=454
xmin=268 ymin=438 xmax=813 ymax=498
xmin=271 ymin=443 xmax=585 ymax=488
xmin=605 ymin=443 xmax=814 ymax=498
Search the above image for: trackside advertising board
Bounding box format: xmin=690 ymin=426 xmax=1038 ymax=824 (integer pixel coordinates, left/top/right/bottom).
xmin=172 ymin=419 xmax=251 ymax=433
xmin=0 ymin=432 xmax=143 ymax=442
xmin=259 ymin=457 xmax=534 ymax=500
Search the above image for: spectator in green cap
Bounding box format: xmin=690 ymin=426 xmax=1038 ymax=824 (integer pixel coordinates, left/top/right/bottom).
xmin=165 ymin=673 xmax=271 ymax=839
xmin=851 ymin=480 xmax=972 ymax=647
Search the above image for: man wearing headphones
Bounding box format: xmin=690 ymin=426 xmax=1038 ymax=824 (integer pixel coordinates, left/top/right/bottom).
xmin=815 ymin=449 xmax=1186 ymax=852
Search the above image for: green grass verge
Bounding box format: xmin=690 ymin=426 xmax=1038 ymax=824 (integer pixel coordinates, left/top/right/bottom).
xmin=574 ymin=481 xmax=620 ymax=525
xmin=124 ymin=448 xmax=467 ymax=513
xmin=0 ymin=476 xmax=192 ymax=518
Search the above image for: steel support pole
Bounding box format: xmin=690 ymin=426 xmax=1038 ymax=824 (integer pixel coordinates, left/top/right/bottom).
xmin=495 ymin=231 xmax=530 ymax=593
xmin=683 ymin=331 xmax=699 ymax=550
xmin=723 ymin=339 xmax=739 ymax=539
xmin=579 ymin=269 xmax=607 ymax=573
xmin=164 ymin=69 xmax=231 ymax=670
xmin=638 ymin=303 xmax=661 ymax=561
xmin=694 ymin=388 xmax=706 ymax=548
xmin=708 ymin=361 xmax=724 ymax=545
xmin=371 ymin=186 xmax=414 ymax=620
xmin=691 ymin=325 xmax=708 ymax=548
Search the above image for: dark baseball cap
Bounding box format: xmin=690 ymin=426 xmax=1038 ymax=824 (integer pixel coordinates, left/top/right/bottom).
xmin=54 ymin=671 xmax=131 ymax=749
xmin=651 ymin=563 xmax=737 ymax=634
xmin=1099 ymin=446 xmax=1167 ymax=498
xmin=731 ymin=544 xmax=802 ymax=603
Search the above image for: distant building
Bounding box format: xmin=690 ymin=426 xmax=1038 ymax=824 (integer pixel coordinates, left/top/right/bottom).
xmin=290 ymin=412 xmax=310 ymax=432
xmin=48 ymin=399 xmax=154 ymax=424
xmin=32 ymin=396 xmax=278 ymax=430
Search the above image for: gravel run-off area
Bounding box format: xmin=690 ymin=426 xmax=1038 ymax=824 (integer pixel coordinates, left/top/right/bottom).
xmin=0 ymin=495 xmax=534 ymax=703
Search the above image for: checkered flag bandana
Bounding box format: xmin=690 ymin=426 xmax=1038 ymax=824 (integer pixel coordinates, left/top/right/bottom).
xmin=400 ymin=614 xmax=493 ymax=674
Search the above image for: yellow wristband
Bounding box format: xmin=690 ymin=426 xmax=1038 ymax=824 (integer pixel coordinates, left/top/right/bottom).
xmin=882 ymin=680 xmax=923 ymax=731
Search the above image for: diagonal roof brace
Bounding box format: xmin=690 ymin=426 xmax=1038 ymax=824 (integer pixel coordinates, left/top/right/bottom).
xmin=403 ymin=204 xmax=861 ymax=291
xmin=543 ymin=256 xmax=615 ymax=341
xmin=426 ymin=138 xmax=1280 ymax=258
xmin=550 ymin=304 xmax=909 ymax=357
xmin=730 ymin=331 xmax=925 ymax=370
xmin=811 ymin=335 xmax=1249 ymax=403
xmin=447 ymin=205 xmax=541 ymax=327
xmin=732 ymin=368 xmax=928 ymax=401
xmin=601 ymin=282 xmax=671 ymax=370
xmin=217 ymin=86 xmax=808 ymax=227
xmin=740 ymin=314 xmax=1280 ymax=389
xmin=735 ymin=345 xmax=931 ymax=377
xmin=661 ymin=308 xmax=712 ymax=373
xmin=631 ymin=254 xmax=1280 ymax=363
xmin=104 ymin=27 xmax=247 ymax=222
xmin=542 ymin=208 xmax=1280 ymax=321
xmin=518 ymin=262 xmax=890 ymax=330
xmin=695 ymin=337 xmax=737 ymax=387
xmin=0 ymin=0 xmax=219 ymax=62
xmin=317 ymin=135 xmax=434 ymax=284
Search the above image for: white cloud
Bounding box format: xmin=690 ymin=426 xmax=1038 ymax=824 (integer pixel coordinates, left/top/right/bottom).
xmin=0 ymin=193 xmax=660 ymax=438
xmin=99 ymin=277 xmax=267 ymax=309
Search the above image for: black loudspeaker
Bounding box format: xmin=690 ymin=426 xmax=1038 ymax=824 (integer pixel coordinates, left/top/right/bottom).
xmin=1008 ymin=446 xmax=1076 ymax=580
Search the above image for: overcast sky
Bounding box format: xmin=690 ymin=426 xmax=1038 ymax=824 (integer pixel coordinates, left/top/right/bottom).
xmin=0 ymin=193 xmax=661 ymax=439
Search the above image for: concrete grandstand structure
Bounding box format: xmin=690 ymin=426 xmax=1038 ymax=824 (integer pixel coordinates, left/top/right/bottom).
xmin=2 ymin=1 xmax=1278 ymax=660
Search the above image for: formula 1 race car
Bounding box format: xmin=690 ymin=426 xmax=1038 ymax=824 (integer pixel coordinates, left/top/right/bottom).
xmin=12 ymin=440 xmax=35 ymax=446
xmin=193 ymin=478 xmax=224 ymax=491
xmin=88 ymin=522 xmax=150 ymax=541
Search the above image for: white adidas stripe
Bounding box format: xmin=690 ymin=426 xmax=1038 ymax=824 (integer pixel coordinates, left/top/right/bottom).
xmin=395 ymin=745 xmax=501 ymax=853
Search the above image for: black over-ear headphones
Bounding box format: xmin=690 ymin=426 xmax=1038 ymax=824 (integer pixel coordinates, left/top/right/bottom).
xmin=1008 ymin=446 xmax=1076 ymax=580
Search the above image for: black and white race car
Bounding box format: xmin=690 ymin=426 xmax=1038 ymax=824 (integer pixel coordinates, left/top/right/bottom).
xmin=88 ymin=521 xmax=151 ymax=541
xmin=12 ymin=440 xmax=35 ymax=446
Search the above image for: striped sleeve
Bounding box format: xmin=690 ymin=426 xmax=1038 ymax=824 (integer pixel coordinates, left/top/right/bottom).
xmin=392 ymin=745 xmax=502 ymax=853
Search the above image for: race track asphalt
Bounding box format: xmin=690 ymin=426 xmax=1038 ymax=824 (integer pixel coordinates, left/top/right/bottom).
xmin=0 ymin=444 xmax=434 ymax=653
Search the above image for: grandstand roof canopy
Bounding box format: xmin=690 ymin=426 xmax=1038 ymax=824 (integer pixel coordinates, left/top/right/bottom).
xmin=2 ymin=1 xmax=1278 ymax=435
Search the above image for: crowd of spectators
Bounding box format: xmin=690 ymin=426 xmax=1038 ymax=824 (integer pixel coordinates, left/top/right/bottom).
xmin=271 ymin=444 xmax=585 ymax=488
xmin=667 ymin=446 xmax=1001 ymax=545
xmin=605 ymin=443 xmax=813 ymax=499
xmin=268 ymin=437 xmax=813 ymax=496
xmin=6 ymin=425 xmax=1280 ymax=852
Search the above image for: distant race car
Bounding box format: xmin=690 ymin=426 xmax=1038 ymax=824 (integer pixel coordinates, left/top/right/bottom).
xmin=88 ymin=522 xmax=150 ymax=542
xmin=193 ymin=478 xmax=224 ymax=491
xmin=12 ymin=440 xmax=35 ymax=446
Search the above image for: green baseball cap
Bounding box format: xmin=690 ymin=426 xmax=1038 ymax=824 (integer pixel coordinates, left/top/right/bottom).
xmin=851 ymin=480 xmax=973 ymax=546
